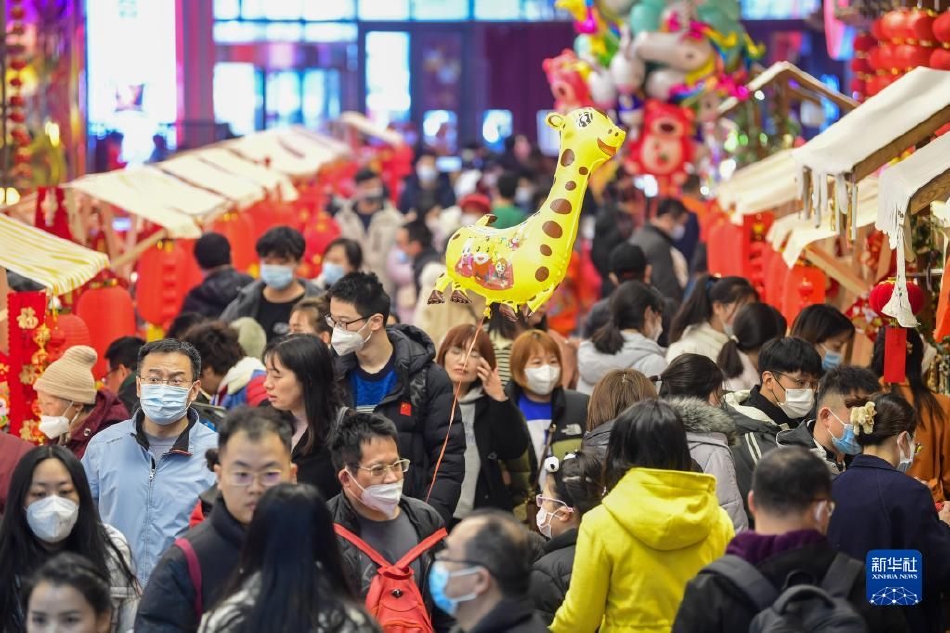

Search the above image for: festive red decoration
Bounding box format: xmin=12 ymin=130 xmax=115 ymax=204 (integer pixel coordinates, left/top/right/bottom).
xmin=211 ymin=211 xmax=256 ymax=272
xmin=894 ymin=43 xmax=934 ymax=69
xmin=300 ymin=212 xmax=342 ymax=279
xmin=782 ymin=265 xmax=827 ymax=325
xmin=904 ymin=10 xmax=936 ymax=42
xmin=625 ymin=100 xmax=695 ymax=189
xmin=136 ymin=240 xmax=192 ymax=328
xmin=868 ymin=280 xmax=926 ymax=382
xmin=8 ymin=58 xmax=27 ymax=71
xmin=854 ymin=32 xmax=877 ymax=52
xmin=46 ymin=313 xmax=92 ymax=362
xmin=75 ymin=284 xmax=136 ymax=378
xmin=7 ymin=111 xmax=26 ymax=124
xmin=881 ymin=10 xmax=908 ymax=41
xmin=851 ymin=56 xmax=873 ymax=74
xmin=931 ymin=47 xmax=950 ymax=70
xmin=9 ymin=5 xmax=25 ymax=19
xmin=7 ymin=292 xmax=49 ymax=442
xmin=933 ymin=11 xmax=950 ymax=43
xmin=8 ymin=95 xmax=24 ymax=108
xmin=871 ymin=17 xmax=887 ymax=40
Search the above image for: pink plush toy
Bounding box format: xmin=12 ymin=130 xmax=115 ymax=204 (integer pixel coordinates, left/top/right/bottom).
xmin=625 ymin=100 xmax=695 ymax=187
xmin=543 ymin=49 xmax=594 ymax=114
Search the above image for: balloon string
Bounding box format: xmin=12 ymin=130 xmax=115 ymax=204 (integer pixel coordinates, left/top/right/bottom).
xmin=426 ymin=315 xmax=487 ymax=504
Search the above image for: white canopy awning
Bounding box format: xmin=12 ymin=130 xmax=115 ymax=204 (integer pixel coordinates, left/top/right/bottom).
xmin=159 ymin=155 xmax=268 ymax=210
xmin=193 ymin=148 xmax=299 ymax=202
xmin=339 ymin=111 xmax=406 ymax=147
xmin=225 ymin=127 xmax=350 ymax=178
xmin=715 ymin=150 xmax=800 ymax=219
xmin=793 ymin=68 xmax=950 ymax=222
xmin=0 ymin=213 xmax=110 ymax=295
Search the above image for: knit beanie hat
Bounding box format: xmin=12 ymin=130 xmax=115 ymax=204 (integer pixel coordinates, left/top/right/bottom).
xmin=231 ymin=317 xmax=266 ymax=361
xmin=34 ymin=345 xmax=98 ymax=405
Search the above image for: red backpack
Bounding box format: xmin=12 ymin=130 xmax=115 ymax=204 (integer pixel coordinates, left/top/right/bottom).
xmin=334 ymin=524 xmax=447 ymax=633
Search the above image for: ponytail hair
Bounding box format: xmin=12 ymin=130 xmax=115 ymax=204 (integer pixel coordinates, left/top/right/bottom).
xmin=670 ymin=275 xmax=758 ymax=343
xmin=717 ymin=303 xmax=788 ymax=379
xmin=548 ymin=449 xmax=604 ymax=517
xmin=591 ymin=281 xmax=663 ymax=355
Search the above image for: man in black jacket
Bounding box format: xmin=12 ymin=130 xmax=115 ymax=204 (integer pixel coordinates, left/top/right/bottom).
xmin=135 ymin=407 xmax=297 ymax=632
xmin=673 ymin=447 xmax=908 ymax=633
xmin=777 ymin=366 xmax=881 ymax=474
xmin=435 ymin=510 xmax=548 ymax=633
xmin=104 ymin=335 xmax=145 ymax=415
xmin=328 ymin=411 xmax=452 ymax=632
xmin=629 ymin=197 xmax=689 ymax=302
xmin=180 ymin=232 xmax=253 ymax=318
xmin=724 ymin=337 xmax=822 ymax=523
xmin=329 ymin=272 xmax=464 ymax=524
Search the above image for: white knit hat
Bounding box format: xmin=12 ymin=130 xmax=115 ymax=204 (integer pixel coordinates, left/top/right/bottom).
xmin=34 ymin=345 xmax=98 ymax=405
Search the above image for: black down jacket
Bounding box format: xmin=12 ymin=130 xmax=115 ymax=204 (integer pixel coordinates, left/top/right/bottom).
xmin=529 ymin=529 xmax=578 ymax=626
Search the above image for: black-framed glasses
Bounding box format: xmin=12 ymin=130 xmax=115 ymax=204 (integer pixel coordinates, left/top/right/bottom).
xmin=325 ymin=314 xmax=368 ymax=329
xmin=350 ymin=459 xmax=410 ymax=478
xmin=772 ymin=372 xmax=818 ymax=391
xmin=138 ymin=375 xmax=194 ymax=388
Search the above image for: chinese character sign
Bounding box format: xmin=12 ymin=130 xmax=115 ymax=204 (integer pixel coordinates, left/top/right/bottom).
xmin=867 ymin=549 xmax=922 ymax=606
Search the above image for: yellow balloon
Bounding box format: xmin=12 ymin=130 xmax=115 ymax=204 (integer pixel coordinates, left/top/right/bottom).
xmin=429 ymin=108 xmax=625 ymax=319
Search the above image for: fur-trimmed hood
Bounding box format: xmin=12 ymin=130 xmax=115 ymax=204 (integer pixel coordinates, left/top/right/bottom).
xmin=667 ymin=396 xmax=738 ymax=447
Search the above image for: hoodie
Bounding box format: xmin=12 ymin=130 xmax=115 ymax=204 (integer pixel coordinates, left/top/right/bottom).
xmin=550 ymin=467 xmax=734 ymax=633
xmin=668 ymin=397 xmax=747 ymax=532
xmin=335 ymin=324 xmax=465 ymax=525
xmin=211 ymin=356 xmax=267 ymax=410
xmin=181 ymin=267 xmax=254 ymax=318
xmin=576 ymin=332 xmax=669 ymax=395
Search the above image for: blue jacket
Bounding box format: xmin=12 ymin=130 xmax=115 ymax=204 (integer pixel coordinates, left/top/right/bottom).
xmin=81 ymin=409 xmax=218 ymax=586
xmin=828 ymin=454 xmax=950 ymax=633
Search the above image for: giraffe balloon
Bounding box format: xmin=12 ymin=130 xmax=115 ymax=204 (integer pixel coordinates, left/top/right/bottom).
xmin=429 ymin=107 xmax=625 ymax=319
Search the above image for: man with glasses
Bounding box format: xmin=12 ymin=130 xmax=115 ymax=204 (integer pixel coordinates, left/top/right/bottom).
xmin=328 ymin=271 xmax=464 ymax=526
xmin=328 ymin=411 xmax=453 ymax=632
xmin=430 ymin=509 xmax=547 ymax=632
xmin=135 ymin=406 xmax=296 ymax=631
xmin=674 ymin=447 xmax=905 ymax=633
xmin=82 ymin=339 xmax=218 ymax=586
xmin=722 ymin=336 xmax=822 ymax=526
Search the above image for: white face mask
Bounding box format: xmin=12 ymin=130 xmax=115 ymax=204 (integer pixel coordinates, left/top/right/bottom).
xmin=777 ymin=387 xmax=815 ymax=419
xmin=898 ymin=433 xmax=916 ymax=473
xmin=27 ymin=495 xmax=79 ymax=543
xmin=525 ymin=365 xmax=561 ymax=396
xmin=331 ymin=321 xmax=371 ymax=356
xmin=352 ymin=478 xmax=403 ymax=519
xmin=671 ymin=224 xmax=686 ymax=241
xmin=647 ymin=316 xmax=663 ymax=342
xmin=39 ymin=403 xmax=79 ymax=439
xmin=460 ymin=212 xmax=482 ymax=226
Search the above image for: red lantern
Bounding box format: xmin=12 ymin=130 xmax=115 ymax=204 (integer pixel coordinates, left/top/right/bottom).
xmin=868 ymin=280 xmax=926 ymax=383
xmin=854 ymin=32 xmax=877 ymax=52
xmin=871 ymin=17 xmax=887 ymax=40
xmin=211 ymin=212 xmax=257 ymax=273
xmin=135 ymin=240 xmax=192 ymax=328
xmin=75 ymin=284 xmax=136 ymax=378
xmin=850 ymin=77 xmax=866 ymax=96
xmin=931 ymin=47 xmax=950 ymax=70
xmin=881 ymin=10 xmax=908 ymax=41
xmin=851 ymin=56 xmax=872 ymax=74
xmin=782 ymin=265 xmax=827 ymax=324
xmin=46 ymin=313 xmax=92 ymax=362
xmin=895 ymin=43 xmax=934 ymax=68
xmin=905 ymin=10 xmax=936 ymax=42
xmin=934 ymin=11 xmax=950 ymax=44
xmin=300 ymin=212 xmax=342 ymax=279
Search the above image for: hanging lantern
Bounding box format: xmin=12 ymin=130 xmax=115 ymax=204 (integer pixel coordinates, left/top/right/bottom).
xmin=300 ymin=212 xmax=342 ymax=279
xmin=781 ymin=265 xmax=827 ymax=324
xmin=211 ymin=211 xmax=257 ymax=272
xmin=135 ymin=240 xmax=191 ymax=328
xmin=904 ymin=9 xmax=936 ymax=43
xmin=931 ymin=47 xmax=950 ymax=70
xmin=75 ymin=282 xmax=136 ymax=378
xmin=933 ymin=10 xmax=950 ymax=44
xmin=868 ymin=280 xmax=926 ymax=383
xmin=46 ymin=313 xmax=92 ymax=362
xmin=881 ymin=9 xmax=908 ymax=41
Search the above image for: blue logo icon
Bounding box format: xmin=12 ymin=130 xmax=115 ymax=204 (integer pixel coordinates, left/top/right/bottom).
xmin=866 ymin=550 xmax=922 ymax=606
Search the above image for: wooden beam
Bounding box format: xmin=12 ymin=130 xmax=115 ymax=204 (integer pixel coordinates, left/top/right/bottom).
xmin=110 ymin=229 xmax=168 ymax=271
xmin=855 ymin=107 xmax=950 ymax=182
xmin=803 ymin=244 xmax=868 ymax=295
xmin=907 ymin=169 xmax=950 ymax=216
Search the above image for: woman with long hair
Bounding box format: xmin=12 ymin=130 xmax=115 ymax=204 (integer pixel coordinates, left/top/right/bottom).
xmin=263 ymin=334 xmax=344 ymax=498
xmin=581 ymin=369 xmax=657 ymax=460
xmin=0 ymin=446 xmax=138 ymax=633
xmin=828 ymin=392 xmax=950 ymax=632
xmin=872 ymin=328 xmax=950 ymax=502
xmin=436 ymin=324 xmax=532 ymax=520
xmin=659 ymin=354 xmax=747 ymax=531
xmin=718 ymin=303 xmax=787 ymax=392
xmin=550 ymin=400 xmax=733 ymax=632
xmin=667 ymin=275 xmax=758 ymax=363
xmin=24 ymin=553 xmax=114 ymax=633
xmin=530 ymin=450 xmax=605 ymax=625
xmin=791 ymin=303 xmax=856 ymax=371
xmin=577 ymin=281 xmax=668 ymax=395
xmin=200 ymin=483 xmax=377 ymax=633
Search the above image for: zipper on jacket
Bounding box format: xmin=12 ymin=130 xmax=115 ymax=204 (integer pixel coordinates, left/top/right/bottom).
xmin=145 ymin=456 xmax=156 ymax=573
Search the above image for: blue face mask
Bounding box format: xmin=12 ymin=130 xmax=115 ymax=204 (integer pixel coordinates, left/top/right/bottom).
xmin=428 ymin=561 xmax=480 ymax=616
xmin=821 ymin=348 xmax=843 ymax=371
xmin=321 ymin=262 xmax=346 ymax=286
xmin=259 ymin=264 xmax=295 ymax=290
xmin=140 ymin=384 xmax=192 ymax=426
xmin=828 ymin=410 xmax=862 ymax=456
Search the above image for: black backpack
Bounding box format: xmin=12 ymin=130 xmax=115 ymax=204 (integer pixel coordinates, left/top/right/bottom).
xmin=702 ymin=553 xmax=868 ymax=633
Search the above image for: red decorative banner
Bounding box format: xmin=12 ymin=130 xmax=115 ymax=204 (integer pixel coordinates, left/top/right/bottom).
xmin=7 ymin=291 xmax=49 ymax=443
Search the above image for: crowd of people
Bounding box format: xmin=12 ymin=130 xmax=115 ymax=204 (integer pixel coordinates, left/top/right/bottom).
xmin=2 ymin=137 xmax=950 ymax=633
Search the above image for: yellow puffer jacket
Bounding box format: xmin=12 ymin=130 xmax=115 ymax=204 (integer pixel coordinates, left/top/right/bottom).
xmin=550 ymin=467 xmax=734 ymax=633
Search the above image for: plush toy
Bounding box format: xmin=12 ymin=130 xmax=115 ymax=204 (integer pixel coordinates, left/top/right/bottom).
xmin=625 ymin=100 xmax=695 ymax=187
xmin=543 ymin=50 xmax=594 ymax=114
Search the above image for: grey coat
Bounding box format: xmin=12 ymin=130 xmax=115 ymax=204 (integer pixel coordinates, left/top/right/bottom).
xmin=668 ymin=397 xmax=748 ymax=532
xmin=576 ymin=332 xmax=668 ymax=395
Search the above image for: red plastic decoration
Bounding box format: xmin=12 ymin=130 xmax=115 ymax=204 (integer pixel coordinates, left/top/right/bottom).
xmin=905 ymin=10 xmax=936 ymax=42
xmin=46 ymin=313 xmax=92 ymax=362
xmin=854 ymin=32 xmax=877 ymax=52
xmin=868 ymin=280 xmax=926 ymax=383
xmin=75 ymin=284 xmax=136 ymax=378
xmin=931 ymin=48 xmax=950 ymax=70
xmin=211 ymin=212 xmax=257 ymax=272
xmin=933 ymin=11 xmax=950 ymax=44
xmin=881 ymin=10 xmax=908 ymax=41
xmin=135 ymin=240 xmax=192 ymax=328
xmin=871 ymin=17 xmax=887 ymax=40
